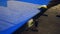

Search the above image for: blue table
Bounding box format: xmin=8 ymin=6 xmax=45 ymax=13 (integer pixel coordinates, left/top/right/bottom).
xmin=0 ymin=1 xmax=40 ymax=34
xmin=0 ymin=0 xmax=51 ymax=34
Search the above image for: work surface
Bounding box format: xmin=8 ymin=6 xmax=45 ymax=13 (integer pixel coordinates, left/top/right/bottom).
xmin=0 ymin=1 xmax=40 ymax=34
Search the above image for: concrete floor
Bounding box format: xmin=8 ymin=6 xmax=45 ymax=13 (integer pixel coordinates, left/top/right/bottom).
xmin=21 ymin=4 xmax=60 ymax=34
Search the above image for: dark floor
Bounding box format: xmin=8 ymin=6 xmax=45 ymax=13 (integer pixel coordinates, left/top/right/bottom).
xmin=21 ymin=4 xmax=60 ymax=34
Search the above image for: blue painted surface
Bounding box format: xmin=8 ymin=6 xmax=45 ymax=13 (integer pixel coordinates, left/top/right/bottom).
xmin=0 ymin=0 xmax=51 ymax=34
xmin=0 ymin=1 xmax=40 ymax=34
xmin=19 ymin=0 xmax=51 ymax=5
xmin=0 ymin=0 xmax=51 ymax=6
xmin=0 ymin=0 xmax=7 ymax=7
